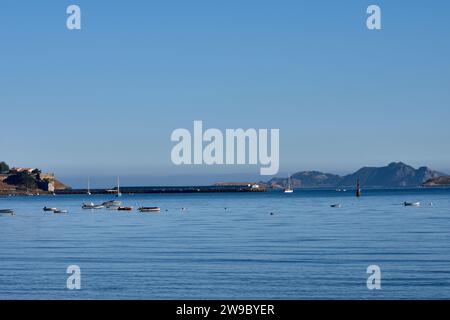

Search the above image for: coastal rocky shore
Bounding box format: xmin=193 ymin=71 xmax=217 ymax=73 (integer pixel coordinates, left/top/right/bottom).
xmin=0 ymin=161 xmax=68 ymax=196
xmin=423 ymin=176 xmax=450 ymax=187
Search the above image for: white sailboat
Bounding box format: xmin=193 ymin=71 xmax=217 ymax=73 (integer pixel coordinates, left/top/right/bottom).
xmin=284 ymin=175 xmax=294 ymax=193
xmin=116 ymin=176 xmax=122 ymax=197
xmin=87 ymin=178 xmax=91 ymax=195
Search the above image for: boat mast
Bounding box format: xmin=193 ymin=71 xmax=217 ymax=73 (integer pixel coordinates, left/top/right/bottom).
xmin=117 ymin=176 xmax=121 ymax=197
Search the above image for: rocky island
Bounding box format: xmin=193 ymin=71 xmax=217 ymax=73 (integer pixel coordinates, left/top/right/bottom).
xmin=269 ymin=162 xmax=447 ymax=189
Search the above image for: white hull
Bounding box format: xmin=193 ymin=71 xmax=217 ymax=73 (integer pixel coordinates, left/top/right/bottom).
xmin=102 ymin=201 xmax=122 ymax=208
xmin=139 ymin=207 xmax=161 ymax=213
xmin=404 ymin=202 xmax=420 ymax=207
xmin=82 ymin=202 xmax=104 ymax=209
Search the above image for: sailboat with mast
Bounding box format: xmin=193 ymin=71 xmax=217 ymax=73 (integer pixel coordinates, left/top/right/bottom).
xmin=116 ymin=176 xmax=122 ymax=197
xmin=284 ymin=175 xmax=294 ymax=193
xmin=87 ymin=178 xmax=91 ymax=196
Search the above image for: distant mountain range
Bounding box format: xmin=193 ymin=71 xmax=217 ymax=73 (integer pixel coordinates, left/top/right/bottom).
xmin=269 ymin=162 xmax=447 ymax=188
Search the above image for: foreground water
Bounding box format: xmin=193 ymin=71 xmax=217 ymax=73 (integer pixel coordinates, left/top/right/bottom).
xmin=1 ymin=188 xmax=450 ymax=299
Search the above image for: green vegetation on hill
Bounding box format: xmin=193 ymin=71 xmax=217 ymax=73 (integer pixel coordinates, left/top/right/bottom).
xmin=4 ymin=172 xmax=38 ymax=189
xmin=0 ymin=161 xmax=9 ymax=174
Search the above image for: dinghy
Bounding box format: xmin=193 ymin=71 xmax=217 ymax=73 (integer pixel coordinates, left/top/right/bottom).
xmin=102 ymin=200 xmax=122 ymax=208
xmin=43 ymin=207 xmax=58 ymax=212
xmin=82 ymin=202 xmax=104 ymax=209
xmin=117 ymin=206 xmax=133 ymax=211
xmin=0 ymin=209 xmax=15 ymax=215
xmin=404 ymin=202 xmax=420 ymax=207
xmin=139 ymin=207 xmax=161 ymax=213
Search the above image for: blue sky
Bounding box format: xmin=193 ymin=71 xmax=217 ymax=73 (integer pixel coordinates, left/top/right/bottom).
xmin=1 ymin=1 xmax=450 ymax=187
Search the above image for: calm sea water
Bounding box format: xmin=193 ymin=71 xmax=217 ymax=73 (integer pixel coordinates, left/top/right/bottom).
xmin=1 ymin=188 xmax=450 ymax=300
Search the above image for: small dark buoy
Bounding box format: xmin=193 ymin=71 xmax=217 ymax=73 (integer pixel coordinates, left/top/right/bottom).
xmin=270 ymin=212 xmax=274 ymax=215
xmin=356 ymin=179 xmax=361 ymax=198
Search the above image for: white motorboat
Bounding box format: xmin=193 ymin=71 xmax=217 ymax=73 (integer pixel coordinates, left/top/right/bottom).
xmin=404 ymin=202 xmax=420 ymax=207
xmin=82 ymin=202 xmax=104 ymax=209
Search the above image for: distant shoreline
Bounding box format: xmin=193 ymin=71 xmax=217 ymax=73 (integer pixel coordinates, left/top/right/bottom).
xmin=2 ymin=185 xmax=450 ymax=198
xmin=55 ymin=185 xmax=266 ymax=195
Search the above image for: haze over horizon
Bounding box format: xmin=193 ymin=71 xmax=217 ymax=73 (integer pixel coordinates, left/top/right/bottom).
xmin=2 ymin=1 xmax=450 ymax=188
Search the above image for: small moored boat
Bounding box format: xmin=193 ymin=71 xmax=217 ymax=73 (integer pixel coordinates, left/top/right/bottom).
xmin=102 ymin=200 xmax=122 ymax=208
xmin=330 ymin=203 xmax=342 ymax=208
xmin=117 ymin=206 xmax=133 ymax=211
xmin=0 ymin=209 xmax=15 ymax=215
xmin=54 ymin=209 xmax=68 ymax=214
xmin=82 ymin=202 xmax=104 ymax=209
xmin=404 ymin=202 xmax=420 ymax=207
xmin=43 ymin=207 xmax=58 ymax=212
xmin=139 ymin=207 xmax=161 ymax=213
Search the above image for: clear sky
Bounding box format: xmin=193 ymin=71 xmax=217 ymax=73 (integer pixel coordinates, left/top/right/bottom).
xmin=1 ymin=1 xmax=450 ymax=187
